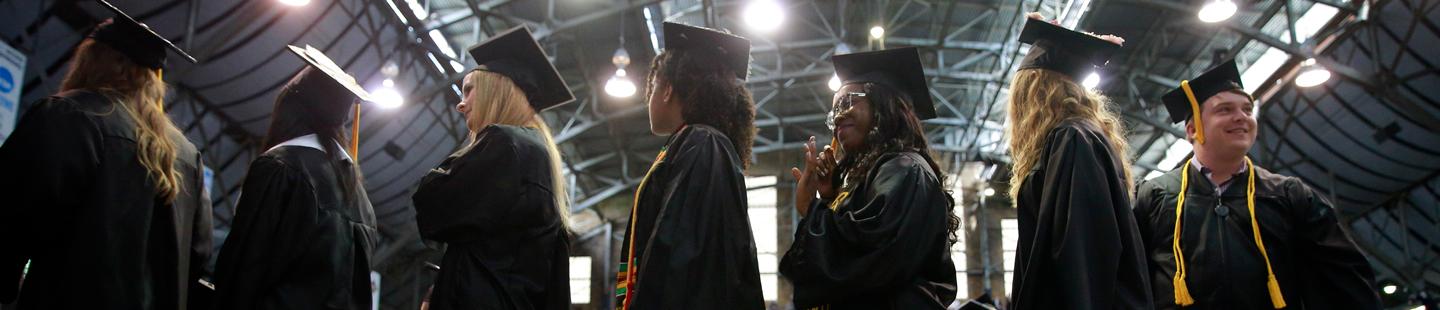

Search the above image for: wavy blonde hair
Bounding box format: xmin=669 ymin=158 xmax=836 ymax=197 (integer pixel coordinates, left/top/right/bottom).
xmin=60 ymin=39 xmax=184 ymax=203
xmin=463 ymin=70 xmax=570 ymax=230
xmin=1005 ymin=69 xmax=1133 ymax=202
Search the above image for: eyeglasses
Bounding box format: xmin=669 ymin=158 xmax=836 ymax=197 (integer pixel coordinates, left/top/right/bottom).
xmin=826 ymin=91 xmax=867 ymax=130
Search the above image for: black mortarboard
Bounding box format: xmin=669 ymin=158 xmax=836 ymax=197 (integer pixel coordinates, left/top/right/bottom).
xmin=468 ymin=26 xmax=575 ymax=111
xmin=1017 ymin=17 xmax=1121 ymax=80
xmin=662 ymin=22 xmax=751 ymax=80
xmin=832 ymin=47 xmax=937 ymax=120
xmin=90 ymin=0 xmax=197 ymax=69
xmin=286 ymin=45 xmax=374 ymax=103
xmin=1160 ymin=59 xmax=1244 ymax=124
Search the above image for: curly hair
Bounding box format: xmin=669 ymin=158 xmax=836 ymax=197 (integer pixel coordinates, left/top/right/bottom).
xmin=646 ymin=48 xmax=757 ymax=169
xmin=60 ymin=39 xmax=183 ymax=203
xmin=1005 ymin=69 xmax=1133 ymax=203
xmin=833 ymin=82 xmax=961 ymax=245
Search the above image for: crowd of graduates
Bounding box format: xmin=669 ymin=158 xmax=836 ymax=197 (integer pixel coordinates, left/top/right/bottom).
xmin=0 ymin=2 xmax=1382 ymax=309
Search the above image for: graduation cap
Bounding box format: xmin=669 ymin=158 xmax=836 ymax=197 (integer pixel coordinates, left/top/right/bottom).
xmin=831 ymin=47 xmax=937 ymax=120
xmin=286 ymin=45 xmax=375 ymax=157
xmin=1017 ymin=16 xmax=1121 ymax=80
xmin=662 ymin=22 xmax=751 ymax=80
xmin=1159 ymin=59 xmax=1244 ymax=144
xmin=467 ymin=26 xmax=576 ymax=111
xmin=90 ymin=0 xmax=197 ymax=69
xmin=286 ymin=45 xmax=374 ymax=103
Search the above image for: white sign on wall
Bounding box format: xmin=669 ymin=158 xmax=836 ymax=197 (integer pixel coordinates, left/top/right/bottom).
xmin=0 ymin=40 xmax=25 ymax=146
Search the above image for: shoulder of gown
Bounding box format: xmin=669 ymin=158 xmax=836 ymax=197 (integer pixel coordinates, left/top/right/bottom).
xmin=412 ymin=124 xmax=552 ymax=241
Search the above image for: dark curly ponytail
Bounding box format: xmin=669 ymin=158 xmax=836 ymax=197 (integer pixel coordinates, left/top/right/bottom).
xmin=647 ymin=49 xmax=757 ymax=169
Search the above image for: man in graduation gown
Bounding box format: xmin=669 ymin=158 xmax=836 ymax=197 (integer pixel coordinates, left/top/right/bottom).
xmin=1005 ymin=15 xmax=1153 ymax=310
xmin=1132 ymin=59 xmax=1381 ymax=309
xmin=212 ymin=46 xmax=378 ymax=310
xmin=779 ymin=47 xmax=958 ymax=309
xmin=614 ymin=22 xmax=764 ymax=310
xmin=0 ymin=1 xmax=212 ymax=309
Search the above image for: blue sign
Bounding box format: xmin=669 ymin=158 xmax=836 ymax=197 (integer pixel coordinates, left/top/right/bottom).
xmin=0 ymin=40 xmax=25 ymax=146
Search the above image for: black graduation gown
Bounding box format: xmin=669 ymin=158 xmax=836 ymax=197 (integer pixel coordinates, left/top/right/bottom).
xmin=779 ymin=151 xmax=958 ymax=309
xmin=617 ymin=125 xmax=764 ymax=309
xmin=212 ymin=142 xmax=378 ymax=310
xmin=1010 ymin=120 xmax=1153 ymax=310
xmin=0 ymin=90 xmax=213 ymax=310
xmin=411 ymin=125 xmax=570 ymax=310
xmin=1132 ymin=162 xmax=1381 ymax=310
xmin=169 ymin=128 xmax=217 ymax=309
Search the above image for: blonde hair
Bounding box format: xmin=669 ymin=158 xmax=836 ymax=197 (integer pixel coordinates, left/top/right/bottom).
xmin=1005 ymin=69 xmax=1133 ymax=202
xmin=60 ymin=39 xmax=184 ymax=203
xmin=464 ymin=70 xmax=571 ymax=230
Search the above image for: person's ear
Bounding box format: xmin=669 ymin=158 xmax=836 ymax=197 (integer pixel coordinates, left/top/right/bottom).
xmin=1185 ymin=120 xmax=1196 ymax=141
xmin=660 ymin=84 xmax=675 ymax=107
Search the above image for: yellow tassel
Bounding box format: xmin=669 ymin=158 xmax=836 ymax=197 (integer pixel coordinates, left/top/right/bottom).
xmin=1172 ymin=160 xmax=1195 ymax=306
xmin=1181 ymin=80 xmax=1206 ymax=145
xmin=1267 ymin=275 xmax=1286 ymax=308
xmin=1174 ymin=274 xmax=1196 ymax=306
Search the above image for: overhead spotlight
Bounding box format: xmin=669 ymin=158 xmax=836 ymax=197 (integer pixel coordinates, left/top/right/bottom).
xmin=371 ymin=79 xmax=405 ymax=109
xmin=1294 ymin=58 xmax=1331 ymax=87
xmin=982 ymin=188 xmax=996 ymax=197
xmin=743 ymin=0 xmax=786 ymax=34
xmin=278 ymin=0 xmax=310 ymax=6
xmin=1082 ymin=72 xmax=1101 ymax=89
xmin=828 ymin=74 xmax=842 ymax=91
xmin=1198 ymin=0 xmax=1237 ymax=23
xmin=869 ymin=26 xmax=885 ymax=39
xmin=1382 ymin=285 xmax=1398 ymax=295
xmin=605 ymin=68 xmax=637 ymax=98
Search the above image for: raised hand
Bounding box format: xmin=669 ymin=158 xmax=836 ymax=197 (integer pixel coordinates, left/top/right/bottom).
xmin=791 ymin=136 xmax=840 ymax=217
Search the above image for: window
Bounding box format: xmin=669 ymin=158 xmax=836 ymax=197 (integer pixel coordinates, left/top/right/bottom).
xmin=949 ymin=188 xmax=969 ymax=299
xmin=746 ymin=176 xmax=780 ymax=301
xmin=1001 ymin=219 xmax=1019 ymax=294
xmin=569 ymin=256 xmax=591 ymax=304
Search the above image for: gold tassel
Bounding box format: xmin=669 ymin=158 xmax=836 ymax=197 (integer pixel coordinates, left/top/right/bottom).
xmin=1172 ymin=160 xmax=1195 ymax=306
xmin=1174 ymin=274 xmax=1195 ymax=306
xmin=1267 ymin=275 xmax=1286 ymax=308
xmin=351 ymin=104 xmax=361 ymax=157
xmin=1180 ymin=80 xmax=1206 ymax=145
xmin=1244 ymin=157 xmax=1287 ymax=309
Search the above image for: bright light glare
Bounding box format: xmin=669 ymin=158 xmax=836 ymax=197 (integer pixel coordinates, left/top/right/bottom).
xmin=1082 ymin=72 xmax=1101 ymax=89
xmin=1294 ymin=59 xmax=1331 ymax=87
xmin=371 ymin=80 xmax=405 ymax=109
xmin=278 ymin=0 xmax=311 ymax=6
xmin=743 ymin=0 xmax=785 ymax=34
xmin=869 ymin=26 xmax=885 ymax=39
xmin=1198 ymin=0 xmax=1237 ymax=23
xmin=1242 ymin=48 xmax=1287 ymax=93
xmin=828 ymin=74 xmax=842 ymax=91
xmin=605 ymin=69 xmax=637 ymax=98
xmin=982 ymin=188 xmax=996 ymax=197
xmin=1382 ymin=285 xmax=1397 ymax=294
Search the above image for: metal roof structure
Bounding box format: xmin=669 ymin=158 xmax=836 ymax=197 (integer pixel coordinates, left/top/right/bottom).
xmin=2 ymin=0 xmax=1435 ymax=307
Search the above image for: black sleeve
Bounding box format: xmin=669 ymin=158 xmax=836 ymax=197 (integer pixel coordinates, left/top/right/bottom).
xmin=1016 ymin=126 xmax=1134 ymax=309
xmin=1131 ymin=180 xmax=1159 ymax=259
xmin=189 ymin=153 xmax=216 ymax=304
xmin=630 ymin=133 xmax=764 ymax=309
xmin=779 ymin=154 xmax=951 ymax=308
xmin=1290 ymin=181 xmax=1382 ymax=310
xmin=411 ymin=126 xmax=529 ymax=241
xmin=212 ymin=157 xmax=320 ymax=310
xmin=0 ymin=99 xmax=103 ymax=303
